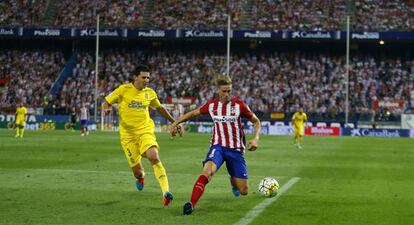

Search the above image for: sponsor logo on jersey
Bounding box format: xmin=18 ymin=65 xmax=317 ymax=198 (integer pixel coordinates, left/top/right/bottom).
xmin=212 ymin=115 xmax=237 ymax=123
xmin=128 ymin=100 xmax=145 ymax=109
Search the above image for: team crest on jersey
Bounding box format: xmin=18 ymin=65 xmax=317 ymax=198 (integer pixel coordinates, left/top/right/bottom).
xmin=230 ymin=106 xmax=236 ymax=116
xmin=144 ymin=93 xmax=148 ymax=100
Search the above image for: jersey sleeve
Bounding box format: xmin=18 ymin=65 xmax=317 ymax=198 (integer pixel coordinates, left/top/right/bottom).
xmin=105 ymin=85 xmax=123 ymax=105
xmin=304 ymin=113 xmax=308 ymax=121
xmin=150 ymin=90 xmax=161 ymax=108
xmin=199 ymin=100 xmax=211 ymax=114
xmin=292 ymin=113 xmax=296 ymax=121
xmin=240 ymin=101 xmax=254 ymax=118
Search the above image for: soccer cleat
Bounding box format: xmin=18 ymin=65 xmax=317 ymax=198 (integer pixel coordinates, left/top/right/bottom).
xmin=135 ymin=178 xmax=144 ymax=191
xmin=230 ymin=178 xmax=240 ymax=197
xmin=183 ymin=201 xmax=193 ymax=215
xmin=297 ymin=144 xmax=302 ymax=149
xmin=231 ymin=184 xmax=240 ymax=197
xmin=163 ymin=192 xmax=174 ymax=206
xmin=15 ymin=134 xmax=19 ymax=138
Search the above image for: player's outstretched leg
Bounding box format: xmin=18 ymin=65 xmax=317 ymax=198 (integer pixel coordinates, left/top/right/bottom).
xmin=230 ymin=177 xmax=240 ymax=197
xmin=163 ymin=191 xmax=174 ymax=206
xmin=183 ymin=201 xmax=193 ymax=215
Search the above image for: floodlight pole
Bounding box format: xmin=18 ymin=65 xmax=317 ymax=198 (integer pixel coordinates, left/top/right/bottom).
xmin=226 ymin=15 xmax=231 ymax=77
xmin=94 ymin=14 xmax=100 ymax=124
xmin=345 ymin=16 xmax=350 ymax=125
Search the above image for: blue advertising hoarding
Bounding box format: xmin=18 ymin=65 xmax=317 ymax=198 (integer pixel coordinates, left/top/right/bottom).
xmin=341 ymin=128 xmax=413 ymax=138
xmin=1 ymin=27 xmax=414 ymax=41
xmin=127 ymin=29 xmax=176 ymax=38
xmin=22 ymin=28 xmax=72 ymax=37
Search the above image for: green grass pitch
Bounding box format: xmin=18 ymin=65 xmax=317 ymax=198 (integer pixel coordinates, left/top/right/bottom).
xmin=0 ymin=130 xmax=413 ymax=225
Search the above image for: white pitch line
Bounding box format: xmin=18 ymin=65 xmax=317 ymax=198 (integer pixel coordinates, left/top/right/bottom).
xmin=233 ymin=177 xmax=301 ymax=225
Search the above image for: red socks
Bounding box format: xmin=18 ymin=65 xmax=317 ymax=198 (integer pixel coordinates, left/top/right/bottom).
xmin=190 ymin=175 xmax=209 ymax=207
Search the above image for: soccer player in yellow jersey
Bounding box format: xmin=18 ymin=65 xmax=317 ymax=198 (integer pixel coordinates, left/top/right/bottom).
xmin=292 ymin=107 xmax=308 ymax=149
xmin=15 ymin=102 xmax=27 ymax=138
xmin=103 ymin=65 xmax=177 ymax=206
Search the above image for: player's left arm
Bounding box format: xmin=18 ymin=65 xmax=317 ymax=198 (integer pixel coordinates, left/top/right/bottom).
xmin=241 ymin=101 xmax=260 ymax=151
xmin=304 ymin=113 xmax=308 ymax=128
xmin=155 ymin=104 xmax=175 ymax=123
xmin=248 ymin=114 xmax=261 ymax=151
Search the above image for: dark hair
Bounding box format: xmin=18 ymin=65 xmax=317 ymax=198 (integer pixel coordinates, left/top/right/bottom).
xmin=134 ymin=64 xmax=150 ymax=75
xmin=215 ymin=75 xmax=232 ymax=87
xmin=129 ymin=64 xmax=150 ymax=82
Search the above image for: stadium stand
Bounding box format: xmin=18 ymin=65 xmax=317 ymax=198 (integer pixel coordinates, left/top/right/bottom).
xmin=0 ymin=0 xmax=48 ymax=27
xmin=0 ymin=50 xmax=66 ymax=110
xmin=53 ymin=0 xmax=145 ymax=28
xmin=1 ymin=1 xmax=413 ymax=31
xmin=249 ymin=0 xmax=347 ymax=31
xmin=46 ymin=50 xmax=413 ymax=117
xmin=152 ymin=0 xmax=244 ymax=29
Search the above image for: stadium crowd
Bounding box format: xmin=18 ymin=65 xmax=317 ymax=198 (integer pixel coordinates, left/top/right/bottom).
xmin=353 ymin=0 xmax=414 ymax=31
xmin=43 ymin=50 xmax=414 ymax=116
xmin=54 ymin=0 xmax=145 ymax=28
xmin=1 ymin=0 xmax=413 ymax=31
xmin=0 ymin=50 xmax=66 ymax=110
xmin=0 ymin=0 xmax=48 ymax=27
xmin=250 ymin=0 xmax=347 ymax=31
xmin=152 ymin=0 xmax=243 ymax=29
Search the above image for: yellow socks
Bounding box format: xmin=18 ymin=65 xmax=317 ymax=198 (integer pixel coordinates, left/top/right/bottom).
xmin=153 ymin=162 xmax=169 ymax=194
xmin=19 ymin=128 xmax=24 ymax=137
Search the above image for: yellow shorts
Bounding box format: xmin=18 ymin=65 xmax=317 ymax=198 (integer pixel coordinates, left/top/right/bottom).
xmin=294 ymin=127 xmax=303 ymax=136
xmin=15 ymin=120 xmax=25 ymax=127
xmin=120 ymin=131 xmax=159 ymax=167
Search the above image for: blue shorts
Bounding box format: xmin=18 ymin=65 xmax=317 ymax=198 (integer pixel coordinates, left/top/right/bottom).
xmin=203 ymin=144 xmax=248 ymax=179
xmin=80 ymin=120 xmax=87 ymax=126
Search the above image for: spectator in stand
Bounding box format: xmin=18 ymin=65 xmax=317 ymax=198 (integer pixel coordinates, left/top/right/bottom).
xmin=0 ymin=0 xmax=48 ymax=27
xmin=54 ymin=0 xmax=145 ymax=28
xmin=0 ymin=50 xmax=66 ymax=112
xmin=152 ymin=0 xmax=243 ymax=29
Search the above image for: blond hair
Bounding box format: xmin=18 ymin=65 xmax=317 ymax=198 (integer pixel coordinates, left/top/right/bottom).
xmin=215 ymin=75 xmax=232 ymax=87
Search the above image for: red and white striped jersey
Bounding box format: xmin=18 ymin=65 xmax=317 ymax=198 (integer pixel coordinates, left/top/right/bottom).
xmin=199 ymin=97 xmax=254 ymax=152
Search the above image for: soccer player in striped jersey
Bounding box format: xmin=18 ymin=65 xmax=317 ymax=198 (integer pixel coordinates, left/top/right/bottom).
xmin=79 ymin=103 xmax=89 ymax=136
xmin=171 ymin=76 xmax=261 ymax=215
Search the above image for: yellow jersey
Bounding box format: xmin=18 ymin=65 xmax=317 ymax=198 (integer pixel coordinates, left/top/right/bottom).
xmin=105 ymin=83 xmax=161 ymax=133
xmin=292 ymin=112 xmax=307 ymax=127
xmin=16 ymin=106 xmax=27 ymax=122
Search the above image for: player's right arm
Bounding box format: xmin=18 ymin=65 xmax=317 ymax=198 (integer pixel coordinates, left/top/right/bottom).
xmin=291 ymin=113 xmax=296 ymax=126
xmin=102 ymin=100 xmax=112 ymax=115
xmin=171 ymin=108 xmax=201 ymax=126
xmin=14 ymin=108 xmax=18 ymax=123
xmin=170 ymin=100 xmax=210 ymax=135
xmin=170 ymin=107 xmax=201 ymax=135
xmin=103 ymin=85 xmax=123 ymax=115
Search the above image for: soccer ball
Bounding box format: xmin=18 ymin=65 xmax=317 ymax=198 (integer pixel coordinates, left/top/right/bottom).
xmin=258 ymin=177 xmax=279 ymax=198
